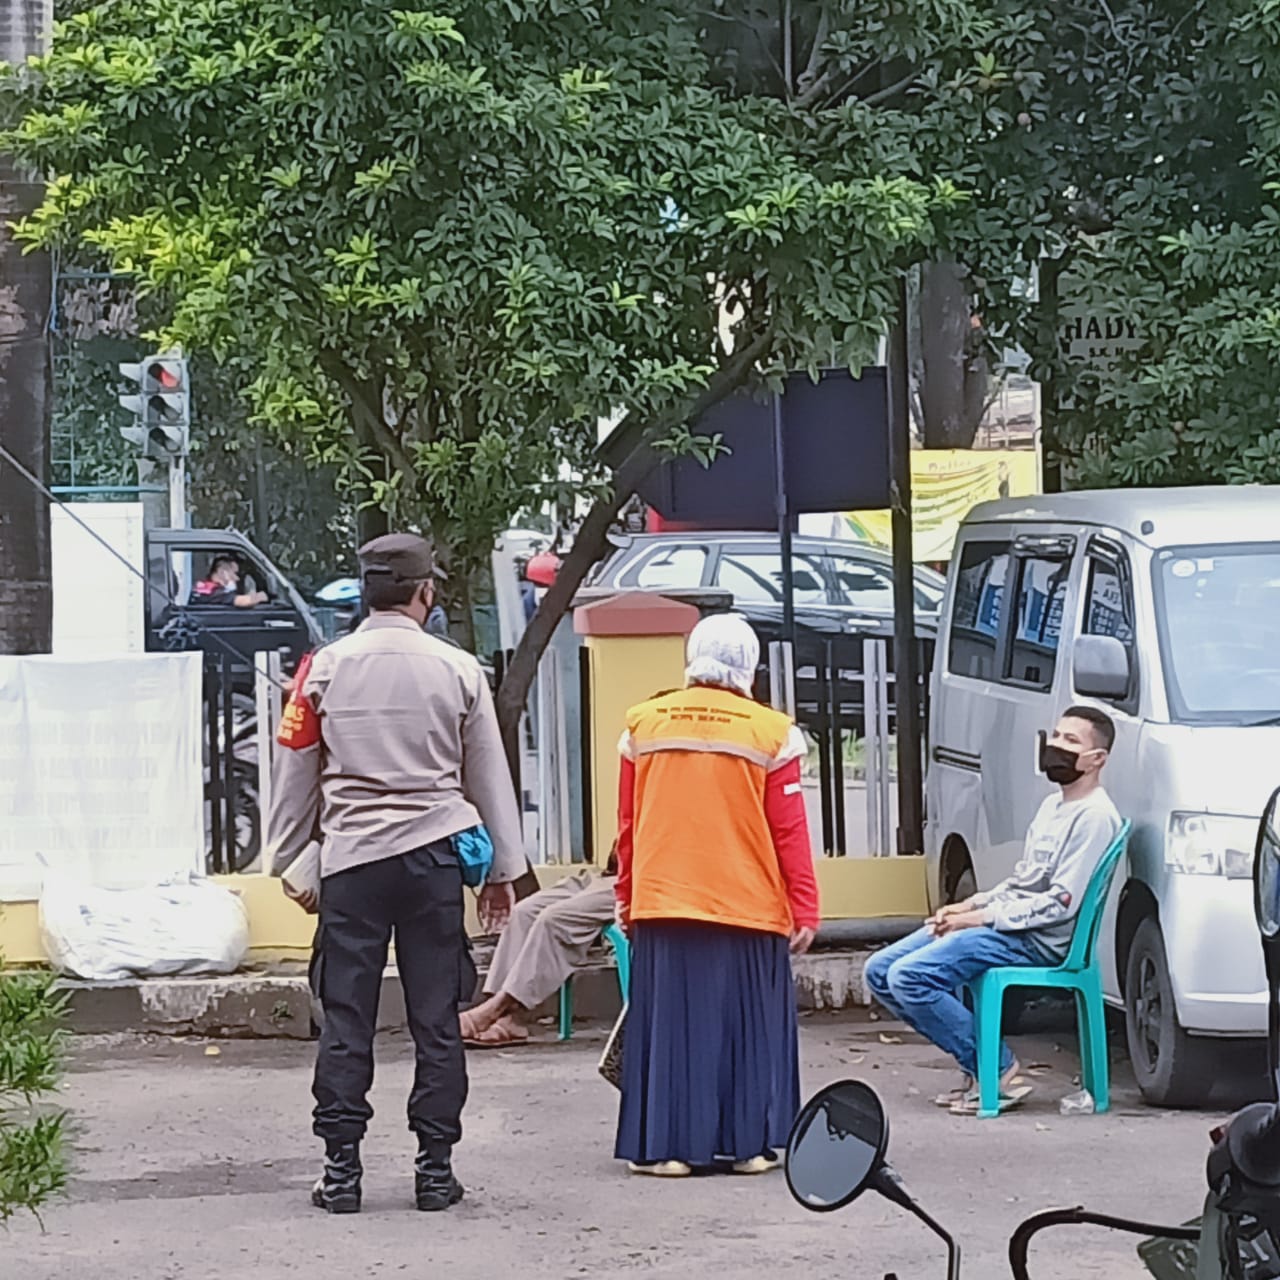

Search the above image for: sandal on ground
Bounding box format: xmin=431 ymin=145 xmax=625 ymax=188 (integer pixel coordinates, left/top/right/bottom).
xmin=731 ymin=1153 xmax=780 ymax=1175
xmin=628 ymin=1160 xmax=692 ymax=1178
xmin=460 ymin=1018 xmax=529 ymax=1049
xmin=932 ymin=1076 xmax=975 ymax=1108
xmin=950 ymin=1083 xmax=1033 ymax=1116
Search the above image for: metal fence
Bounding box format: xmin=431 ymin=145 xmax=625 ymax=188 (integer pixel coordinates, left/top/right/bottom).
xmin=771 ymin=624 xmax=935 ymax=857
xmin=203 ymin=652 xmax=264 ymax=875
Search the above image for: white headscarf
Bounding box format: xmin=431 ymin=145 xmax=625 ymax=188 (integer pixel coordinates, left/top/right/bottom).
xmin=684 ymin=613 xmax=760 ymax=697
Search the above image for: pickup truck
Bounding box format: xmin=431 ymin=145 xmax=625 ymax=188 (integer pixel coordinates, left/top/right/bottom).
xmin=145 ymin=528 xmax=323 ymax=874
xmin=146 ymin=527 xmax=323 ymax=682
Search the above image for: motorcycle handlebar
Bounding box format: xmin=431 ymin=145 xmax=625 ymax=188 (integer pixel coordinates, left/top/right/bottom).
xmin=1008 ymin=1207 xmax=1200 ymax=1280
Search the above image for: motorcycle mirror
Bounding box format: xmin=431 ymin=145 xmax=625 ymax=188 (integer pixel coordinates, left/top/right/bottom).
xmin=785 ymin=1079 xmax=888 ymax=1213
xmin=787 ymin=1081 xmax=964 ymax=1279
xmin=1254 ymin=786 xmax=1280 ymax=1099
xmin=1255 ymin=787 xmax=1280 ymax=946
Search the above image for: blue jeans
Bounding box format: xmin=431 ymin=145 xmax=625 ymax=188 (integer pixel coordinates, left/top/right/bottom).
xmin=864 ymin=926 xmax=1044 ymax=1080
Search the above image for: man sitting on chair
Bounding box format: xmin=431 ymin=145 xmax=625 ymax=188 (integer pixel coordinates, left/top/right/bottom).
xmin=460 ymin=847 xmax=618 ymax=1047
xmin=866 ymin=706 xmax=1121 ymax=1115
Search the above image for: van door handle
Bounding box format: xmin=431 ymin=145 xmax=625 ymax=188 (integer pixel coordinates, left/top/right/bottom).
xmin=263 ymin=619 xmax=294 ymax=630
xmin=932 ymin=745 xmax=982 ymax=773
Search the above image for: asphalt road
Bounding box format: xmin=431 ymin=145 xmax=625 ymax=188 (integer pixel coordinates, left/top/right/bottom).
xmin=10 ymin=1014 xmax=1267 ymax=1280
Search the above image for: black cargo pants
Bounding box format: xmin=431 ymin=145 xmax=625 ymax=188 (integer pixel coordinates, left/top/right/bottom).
xmin=312 ymin=841 xmax=476 ymax=1150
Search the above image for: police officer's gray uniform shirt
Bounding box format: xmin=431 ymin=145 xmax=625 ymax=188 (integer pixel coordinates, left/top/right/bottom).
xmin=266 ymin=614 xmax=524 ymax=882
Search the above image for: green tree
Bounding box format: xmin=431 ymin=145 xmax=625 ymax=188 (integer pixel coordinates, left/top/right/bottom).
xmin=1000 ymin=0 xmax=1280 ymax=487
xmin=0 ymin=962 xmax=66 ymax=1222
xmin=2 ymin=0 xmax=1046 ymax=733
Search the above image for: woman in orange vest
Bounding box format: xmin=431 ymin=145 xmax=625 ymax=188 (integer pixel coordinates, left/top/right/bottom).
xmin=614 ymin=614 xmax=820 ymax=1177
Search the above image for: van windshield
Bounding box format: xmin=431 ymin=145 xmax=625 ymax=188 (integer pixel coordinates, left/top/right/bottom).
xmin=1155 ymin=544 xmax=1280 ymax=723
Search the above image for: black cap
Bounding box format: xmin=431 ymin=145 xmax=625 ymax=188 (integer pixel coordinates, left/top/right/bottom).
xmin=357 ymin=533 xmax=445 ymax=584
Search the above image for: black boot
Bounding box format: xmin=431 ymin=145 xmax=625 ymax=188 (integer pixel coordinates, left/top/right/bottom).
xmin=311 ymin=1141 xmax=362 ymax=1214
xmin=414 ymin=1139 xmax=464 ymax=1212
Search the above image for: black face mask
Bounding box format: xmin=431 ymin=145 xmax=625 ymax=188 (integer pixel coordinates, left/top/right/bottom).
xmin=1040 ymin=740 xmax=1084 ymax=785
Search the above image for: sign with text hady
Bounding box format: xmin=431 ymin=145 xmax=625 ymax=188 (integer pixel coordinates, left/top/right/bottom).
xmin=621 ymin=368 xmax=891 ymax=528
xmin=1056 ymin=269 xmax=1145 ymax=409
xmin=0 ymin=654 xmax=204 ymax=901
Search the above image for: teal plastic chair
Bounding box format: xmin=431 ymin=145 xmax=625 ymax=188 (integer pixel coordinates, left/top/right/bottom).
xmin=558 ymin=924 xmax=631 ymax=1041
xmin=968 ymin=819 xmax=1132 ymax=1119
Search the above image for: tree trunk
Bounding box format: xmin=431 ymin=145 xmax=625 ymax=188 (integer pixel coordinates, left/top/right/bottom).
xmin=493 ymin=329 xmax=775 ymax=753
xmin=919 ymin=259 xmax=986 ymax=450
xmin=451 ymin=562 xmax=477 ymax=653
xmin=0 ymin=0 xmax=54 ymax=655
xmin=356 ymin=504 xmax=389 ymax=547
xmin=494 ymin=473 xmax=634 ymax=767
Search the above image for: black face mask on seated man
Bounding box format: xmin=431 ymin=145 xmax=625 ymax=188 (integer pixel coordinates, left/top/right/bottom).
xmin=1039 ymin=739 xmax=1089 ymax=786
xmin=1039 ymin=747 xmax=1080 ymax=783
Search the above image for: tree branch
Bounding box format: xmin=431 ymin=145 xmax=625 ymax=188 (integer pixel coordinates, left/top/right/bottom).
xmin=494 ymin=324 xmax=776 ymax=750
xmin=796 ymin=5 xmax=832 ymax=98
xmin=799 ymin=59 xmax=880 ymax=111
xmin=321 ymin=353 xmax=414 ymax=478
xmin=862 ymin=71 xmax=921 ymax=109
xmin=782 ymin=0 xmax=794 ymax=94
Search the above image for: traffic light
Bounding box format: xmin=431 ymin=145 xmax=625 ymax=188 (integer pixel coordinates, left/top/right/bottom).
xmin=118 ymin=354 xmax=191 ymax=458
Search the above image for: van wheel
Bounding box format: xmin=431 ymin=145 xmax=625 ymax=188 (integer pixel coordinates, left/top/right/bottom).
xmin=951 ymin=866 xmax=977 ymax=904
xmin=1124 ymin=917 xmax=1213 ymax=1107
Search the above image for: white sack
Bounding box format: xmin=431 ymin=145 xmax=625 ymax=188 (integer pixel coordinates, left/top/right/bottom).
xmin=39 ymin=872 xmax=250 ymax=981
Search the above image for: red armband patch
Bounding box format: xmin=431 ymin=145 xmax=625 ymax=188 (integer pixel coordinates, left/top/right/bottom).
xmin=276 ymin=652 xmax=320 ymax=750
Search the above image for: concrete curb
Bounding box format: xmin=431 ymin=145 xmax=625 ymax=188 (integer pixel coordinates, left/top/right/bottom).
xmin=57 ymin=948 xmax=874 ymax=1039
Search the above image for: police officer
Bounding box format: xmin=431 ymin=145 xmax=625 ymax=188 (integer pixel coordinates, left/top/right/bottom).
xmin=266 ymin=533 xmax=523 ymax=1215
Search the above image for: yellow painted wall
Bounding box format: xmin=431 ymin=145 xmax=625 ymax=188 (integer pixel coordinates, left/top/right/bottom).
xmin=0 ymin=865 xmax=603 ymax=967
xmin=0 ymin=902 xmax=43 ymax=966
xmin=814 ymin=856 xmax=927 ymax=919
xmin=0 ymin=857 xmax=928 ymax=966
xmin=585 ymin=633 xmax=689 ymax=860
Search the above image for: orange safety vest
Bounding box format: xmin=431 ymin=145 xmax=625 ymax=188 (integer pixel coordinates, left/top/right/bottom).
xmin=625 ymin=685 xmax=795 ymax=936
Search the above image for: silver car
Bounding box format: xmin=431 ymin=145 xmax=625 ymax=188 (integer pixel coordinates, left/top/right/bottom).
xmin=589 ymin=532 xmax=946 ymax=622
xmin=926 ymin=486 xmax=1280 ymax=1105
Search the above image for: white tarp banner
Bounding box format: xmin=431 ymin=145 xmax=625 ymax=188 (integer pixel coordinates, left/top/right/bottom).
xmin=0 ymin=653 xmax=204 ymax=901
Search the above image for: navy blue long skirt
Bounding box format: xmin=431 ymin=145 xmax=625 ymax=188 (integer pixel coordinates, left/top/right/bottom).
xmin=615 ymin=920 xmax=800 ymax=1167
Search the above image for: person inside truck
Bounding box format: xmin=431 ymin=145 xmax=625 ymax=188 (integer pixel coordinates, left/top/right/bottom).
xmin=191 ymin=555 xmax=268 ymax=608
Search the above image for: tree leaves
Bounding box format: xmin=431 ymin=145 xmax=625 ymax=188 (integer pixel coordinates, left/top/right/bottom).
xmin=3 ymin=0 xmax=1060 ymax=572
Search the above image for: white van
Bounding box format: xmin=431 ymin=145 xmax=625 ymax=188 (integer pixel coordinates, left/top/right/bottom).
xmin=926 ymin=487 xmax=1280 ymax=1105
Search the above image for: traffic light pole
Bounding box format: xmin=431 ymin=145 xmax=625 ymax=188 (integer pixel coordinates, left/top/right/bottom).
xmin=168 ymin=455 xmax=186 ymax=530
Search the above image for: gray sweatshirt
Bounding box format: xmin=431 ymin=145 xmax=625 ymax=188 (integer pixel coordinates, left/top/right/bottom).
xmin=976 ymin=788 xmax=1121 ymax=960
xmin=265 ymin=613 xmax=525 ymax=883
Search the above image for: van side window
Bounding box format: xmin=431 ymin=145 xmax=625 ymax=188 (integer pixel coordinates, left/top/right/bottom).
xmin=1083 ymin=555 xmax=1136 ymax=703
xmin=1007 ymin=556 xmax=1070 ymax=689
xmin=948 ymin=541 xmax=1011 ymax=680
xmin=1084 ymin=558 xmax=1135 ymax=647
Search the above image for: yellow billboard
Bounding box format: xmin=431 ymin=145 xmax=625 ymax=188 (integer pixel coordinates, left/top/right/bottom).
xmin=844 ymin=449 xmax=1040 ymax=561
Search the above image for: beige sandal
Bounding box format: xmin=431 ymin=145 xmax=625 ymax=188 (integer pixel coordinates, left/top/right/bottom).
xmin=932 ymin=1076 xmax=974 ymax=1108
xmin=460 ymin=1015 xmax=529 ymax=1049
xmin=628 ymin=1160 xmax=692 ymax=1178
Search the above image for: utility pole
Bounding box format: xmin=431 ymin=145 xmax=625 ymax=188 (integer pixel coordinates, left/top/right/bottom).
xmin=888 ymin=274 xmax=924 ymax=855
xmin=0 ymin=0 xmax=54 ymax=655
